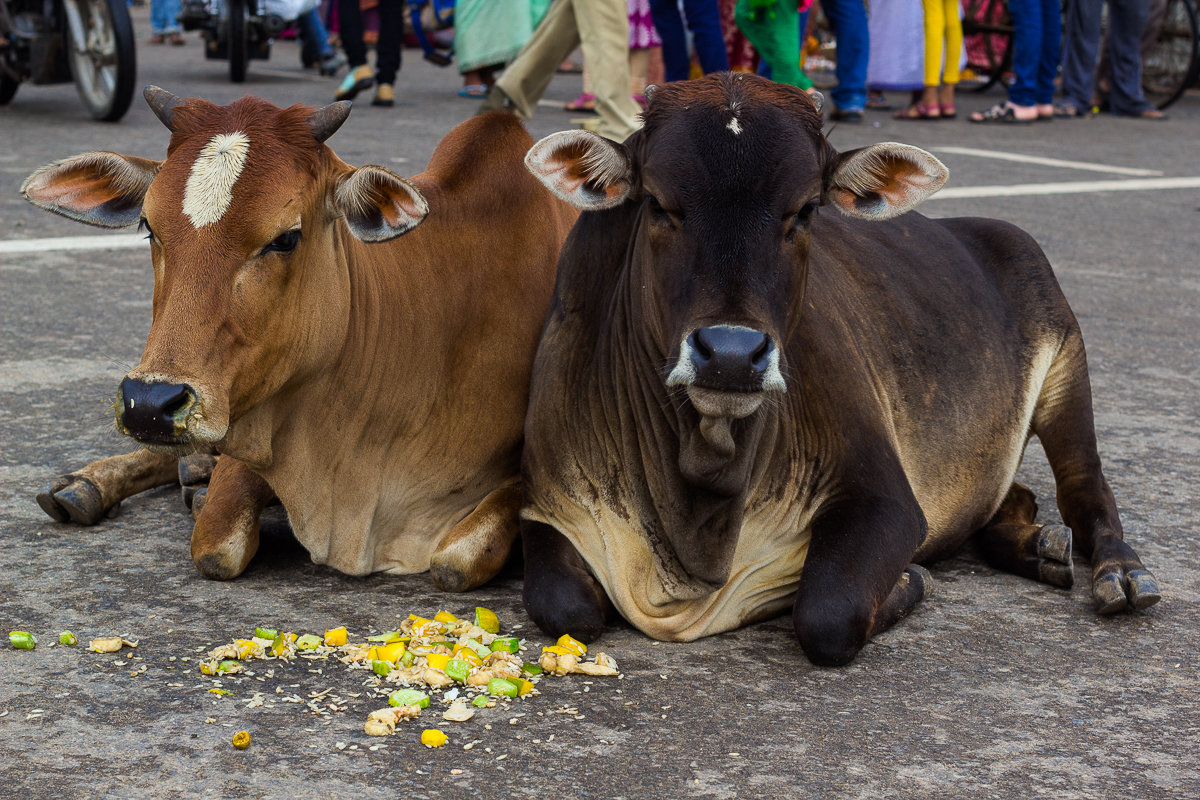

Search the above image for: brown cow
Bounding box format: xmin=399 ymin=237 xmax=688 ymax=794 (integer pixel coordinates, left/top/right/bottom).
xmin=23 ymin=88 xmax=576 ymax=589
xmin=517 ymin=74 xmax=1160 ymax=665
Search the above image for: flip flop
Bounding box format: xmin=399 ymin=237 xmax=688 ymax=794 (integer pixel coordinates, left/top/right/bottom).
xmin=893 ymin=103 xmax=941 ymax=120
xmin=458 ymin=84 xmax=489 ymax=99
xmin=969 ymin=103 xmax=1034 ymax=124
xmin=564 ymin=93 xmax=596 ymax=112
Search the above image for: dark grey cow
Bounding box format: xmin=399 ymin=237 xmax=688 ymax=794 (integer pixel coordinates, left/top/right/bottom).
xmin=517 ymin=74 xmax=1160 ymax=666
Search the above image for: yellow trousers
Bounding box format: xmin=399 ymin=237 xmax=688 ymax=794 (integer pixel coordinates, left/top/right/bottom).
xmin=922 ymin=0 xmax=963 ymax=86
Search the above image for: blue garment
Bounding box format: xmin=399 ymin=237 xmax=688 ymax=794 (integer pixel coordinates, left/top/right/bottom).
xmin=821 ymin=0 xmax=868 ymax=112
xmin=1061 ymin=0 xmax=1154 ymax=115
xmin=297 ymin=8 xmax=335 ymax=63
xmin=1007 ymin=0 xmax=1061 ymax=106
xmin=649 ymin=0 xmax=728 ymax=82
xmin=150 ymin=0 xmax=181 ymax=34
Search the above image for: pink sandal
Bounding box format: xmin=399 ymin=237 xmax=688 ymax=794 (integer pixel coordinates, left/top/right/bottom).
xmin=564 ymin=93 xmax=596 ymax=113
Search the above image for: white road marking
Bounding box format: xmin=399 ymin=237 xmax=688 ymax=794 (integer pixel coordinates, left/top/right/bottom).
xmin=931 ymin=176 xmax=1200 ymax=200
xmin=0 ymin=234 xmax=146 ymax=254
xmin=930 ymin=147 xmax=1163 ymax=177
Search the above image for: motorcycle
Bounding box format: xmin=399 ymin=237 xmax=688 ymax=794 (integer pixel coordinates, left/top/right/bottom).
xmin=179 ymin=0 xmax=282 ymax=83
xmin=0 ymin=0 xmax=136 ymax=121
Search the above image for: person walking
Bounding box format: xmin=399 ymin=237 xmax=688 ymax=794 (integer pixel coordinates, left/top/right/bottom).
xmin=970 ymin=0 xmax=1060 ymax=122
xmin=477 ymin=0 xmax=642 ymax=142
xmin=1058 ymin=0 xmax=1167 ymax=119
xmin=820 ymin=0 xmax=870 ymax=122
xmin=334 ymin=0 xmax=405 ymax=107
xmin=649 ymin=0 xmax=728 ymax=81
xmin=148 ymin=0 xmax=185 ymax=45
xmin=895 ymin=0 xmax=962 ymax=118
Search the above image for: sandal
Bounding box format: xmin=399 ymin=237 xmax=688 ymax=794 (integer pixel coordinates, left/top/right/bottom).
xmin=564 ymin=92 xmax=596 ymax=112
xmin=893 ymin=103 xmax=941 ymax=120
xmin=969 ymin=103 xmax=1034 ymax=124
xmin=866 ymin=93 xmax=892 ymax=111
xmin=458 ymin=84 xmax=489 ymax=99
xmin=1053 ymin=101 xmax=1086 ymax=118
xmin=939 ymin=103 xmax=956 ymax=119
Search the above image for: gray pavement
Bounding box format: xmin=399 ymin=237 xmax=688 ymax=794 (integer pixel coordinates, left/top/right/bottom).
xmin=2 ymin=7 xmax=1199 ymax=798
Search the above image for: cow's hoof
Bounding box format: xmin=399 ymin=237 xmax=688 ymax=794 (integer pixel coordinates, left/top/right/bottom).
xmin=191 ymin=487 xmax=208 ymax=519
xmin=1127 ymin=570 xmax=1162 ymax=610
xmin=36 ymin=476 xmax=105 ymax=525
xmin=907 ymin=563 xmax=935 ymax=600
xmin=1093 ymin=568 xmax=1161 ymax=614
xmin=1036 ymin=524 xmax=1074 ymax=588
xmin=178 ymin=453 xmax=217 ymax=487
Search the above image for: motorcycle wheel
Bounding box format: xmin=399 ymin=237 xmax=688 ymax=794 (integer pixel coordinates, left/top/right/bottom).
xmin=228 ymin=0 xmax=248 ymax=83
xmin=62 ymin=0 xmax=136 ymax=121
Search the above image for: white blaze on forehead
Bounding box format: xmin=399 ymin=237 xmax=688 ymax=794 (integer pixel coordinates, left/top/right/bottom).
xmin=727 ymin=115 xmax=742 ymax=135
xmin=182 ymin=132 xmax=251 ymax=228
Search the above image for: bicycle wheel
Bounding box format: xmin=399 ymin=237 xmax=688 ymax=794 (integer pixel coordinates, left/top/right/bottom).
xmin=1142 ymin=0 xmax=1200 ymax=109
xmin=228 ymin=0 xmax=249 ymax=83
xmin=62 ymin=0 xmax=137 ymax=121
xmin=961 ymin=0 xmax=1014 ymax=93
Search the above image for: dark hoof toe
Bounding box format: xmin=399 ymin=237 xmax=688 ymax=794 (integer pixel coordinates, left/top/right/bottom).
xmin=1037 ymin=524 xmax=1072 ymax=564
xmin=36 ymin=483 xmax=71 ymax=522
xmin=178 ymin=453 xmax=216 ymax=487
xmin=1127 ymin=569 xmax=1161 ymax=611
xmin=191 ymin=488 xmax=208 ymax=519
xmin=907 ymin=564 xmax=934 ymax=600
xmin=182 ymin=484 xmax=198 ymax=510
xmin=1093 ymin=572 xmax=1129 ymax=614
xmin=39 ymin=477 xmax=106 ymax=525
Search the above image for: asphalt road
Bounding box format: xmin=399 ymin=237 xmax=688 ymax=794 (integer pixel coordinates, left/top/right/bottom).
xmin=2 ymin=8 xmax=1199 ymax=798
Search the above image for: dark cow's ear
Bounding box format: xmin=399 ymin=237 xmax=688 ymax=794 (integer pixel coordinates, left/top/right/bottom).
xmin=335 ymin=165 xmax=430 ymax=242
xmin=525 ymin=130 xmax=633 ymax=210
xmin=21 ymin=152 xmax=160 ymax=228
xmin=827 ymin=143 xmax=948 ymax=220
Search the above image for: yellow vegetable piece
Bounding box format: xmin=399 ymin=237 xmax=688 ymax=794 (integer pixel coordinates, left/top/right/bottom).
xmin=366 ymin=646 xmax=380 ymax=662
xmin=376 ymin=641 xmax=406 ymax=663
xmin=232 ymin=731 xmax=251 ymax=749
xmin=556 ymin=634 xmax=587 ymax=657
xmin=452 ymin=647 xmax=483 ymax=667
xmin=433 ymin=611 xmax=459 ymax=624
xmin=514 ymin=678 xmax=535 ymax=696
xmin=324 ymin=627 xmax=348 ymax=647
xmin=474 ymin=607 xmax=500 ymax=634
xmin=542 ymin=645 xmax=575 ymax=656
xmin=420 ymin=729 xmax=449 ymax=748
xmin=425 ymin=652 xmax=450 ymax=671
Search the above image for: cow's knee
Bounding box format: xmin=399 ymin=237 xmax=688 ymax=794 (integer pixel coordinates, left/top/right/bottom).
xmin=191 ymin=506 xmax=260 ymax=580
xmin=793 ymin=597 xmax=871 ymax=667
xmin=429 ymin=484 xmax=521 ymax=592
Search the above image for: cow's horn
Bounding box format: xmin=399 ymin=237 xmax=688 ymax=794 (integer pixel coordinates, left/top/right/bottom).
xmin=144 ymin=86 xmax=184 ymax=131
xmin=308 ymin=101 xmax=353 ymax=143
xmin=808 ymin=90 xmax=824 ymax=113
xmin=644 ymin=84 xmax=658 ymax=105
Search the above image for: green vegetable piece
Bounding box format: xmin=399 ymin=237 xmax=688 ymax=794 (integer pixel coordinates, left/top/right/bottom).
xmin=400 ymin=649 xmax=416 ymax=668
xmin=444 ymin=658 xmax=470 ymax=682
xmin=59 ymin=631 xmax=78 ymax=646
xmin=9 ymin=631 xmax=36 ymax=650
xmin=217 ymin=660 xmax=239 ymax=672
xmin=489 ymin=637 xmax=520 ymax=653
xmin=366 ymin=631 xmax=402 ymax=643
xmin=371 ymin=659 xmax=392 ymax=677
xmin=521 ymin=662 xmax=544 ymax=677
xmin=472 ymin=695 xmax=490 ymax=708
xmin=486 ymin=677 xmax=520 ymax=698
xmin=474 ymin=607 xmax=500 ymax=635
xmin=464 ymin=639 xmax=492 ymax=659
xmin=295 ymin=634 xmax=322 ymax=650
xmin=388 ymin=689 xmax=429 ymax=709
xmin=254 ymin=627 xmax=278 ymax=640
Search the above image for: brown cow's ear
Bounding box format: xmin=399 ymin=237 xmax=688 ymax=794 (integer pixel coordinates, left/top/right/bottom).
xmin=525 ymin=130 xmax=633 ymax=210
xmin=21 ymin=152 xmax=160 ymax=228
xmin=827 ymin=143 xmax=948 ymax=220
xmin=335 ymin=165 xmax=430 ymax=242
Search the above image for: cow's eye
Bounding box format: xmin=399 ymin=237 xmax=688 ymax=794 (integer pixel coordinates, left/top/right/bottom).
xmin=262 ymin=229 xmax=301 ymax=255
xmin=785 ymin=203 xmax=819 ymax=242
xmin=645 ymin=194 xmax=677 ymax=226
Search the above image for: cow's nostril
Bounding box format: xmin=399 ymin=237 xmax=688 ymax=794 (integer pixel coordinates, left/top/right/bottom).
xmin=750 ymin=337 xmax=773 ymax=371
xmin=689 ymin=329 xmax=715 ymax=362
xmin=687 ymin=325 xmax=772 ymax=390
xmin=118 ymin=378 xmax=197 ymax=442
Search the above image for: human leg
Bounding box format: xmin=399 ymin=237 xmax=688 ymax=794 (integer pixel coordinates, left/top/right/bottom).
xmin=1059 ymin=0 xmax=1103 ymax=111
xmin=374 ymin=0 xmax=404 ymax=87
xmin=488 ymin=0 xmax=583 ymax=118
xmin=1034 ymin=0 xmax=1061 ymax=106
xmin=682 ymin=0 xmax=730 ymax=74
xmin=649 ymin=0 xmax=690 ymax=81
xmin=575 ymin=0 xmax=642 ymax=141
xmin=735 ymin=0 xmax=806 ymax=88
xmin=1106 ymin=0 xmax=1156 ymax=114
xmin=822 ymin=0 xmax=869 ymax=112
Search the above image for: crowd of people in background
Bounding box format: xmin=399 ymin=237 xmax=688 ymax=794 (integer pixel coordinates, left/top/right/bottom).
xmin=156 ymin=0 xmax=1173 ymax=134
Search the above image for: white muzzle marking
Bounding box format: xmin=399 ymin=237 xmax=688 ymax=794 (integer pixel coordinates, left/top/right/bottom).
xmin=183 ymin=132 xmax=251 ymax=228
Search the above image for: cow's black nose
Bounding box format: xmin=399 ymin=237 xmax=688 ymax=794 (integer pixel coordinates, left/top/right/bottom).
xmin=687 ymin=325 xmax=774 ymax=390
xmin=117 ymin=378 xmax=196 ymax=442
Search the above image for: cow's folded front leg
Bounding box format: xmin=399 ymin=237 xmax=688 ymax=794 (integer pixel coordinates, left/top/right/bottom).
xmin=178 ymin=452 xmax=218 ymax=510
xmin=793 ymin=494 xmax=928 ymax=666
xmin=37 ymin=450 xmax=179 ymax=525
xmin=521 ymin=520 xmax=611 ymax=643
xmin=190 ymin=457 xmax=274 ymax=580
xmin=429 ymin=483 xmax=522 ymax=592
